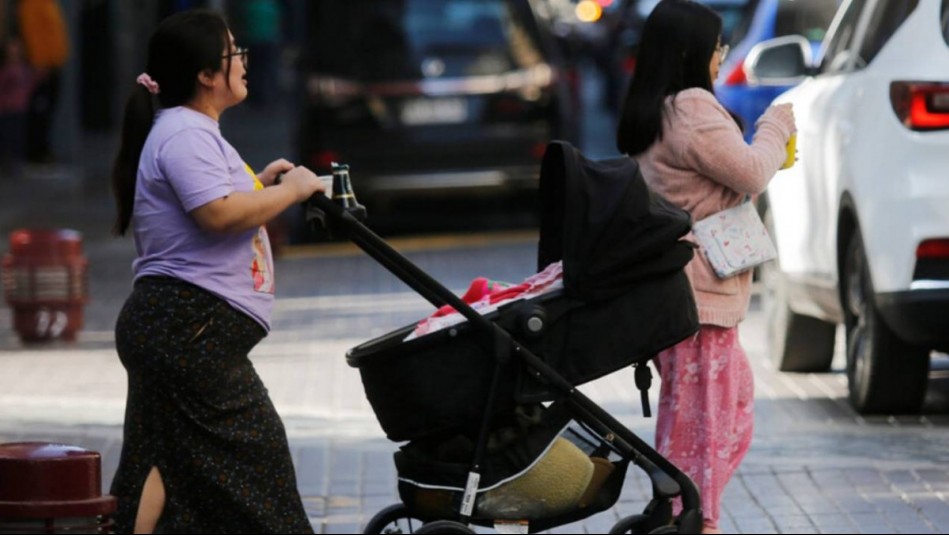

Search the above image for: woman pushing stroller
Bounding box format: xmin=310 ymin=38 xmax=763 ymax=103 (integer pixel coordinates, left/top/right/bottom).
xmin=616 ymin=1 xmax=796 ymax=532
xmin=109 ymin=9 xmax=324 ymax=533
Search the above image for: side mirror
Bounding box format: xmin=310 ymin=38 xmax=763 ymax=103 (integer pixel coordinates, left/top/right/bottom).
xmin=745 ymin=36 xmax=814 ymax=87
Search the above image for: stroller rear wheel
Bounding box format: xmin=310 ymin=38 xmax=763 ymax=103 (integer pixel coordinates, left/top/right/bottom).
xmin=610 ymin=514 xmax=650 ymax=534
xmin=363 ymin=503 xmax=425 ymax=534
xmin=415 ymin=520 xmax=476 ymax=533
xmin=610 ymin=513 xmax=680 ymax=534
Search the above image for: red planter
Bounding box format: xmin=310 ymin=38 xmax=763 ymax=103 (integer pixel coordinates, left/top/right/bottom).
xmin=1 ymin=229 xmax=88 ymax=343
xmin=0 ymin=442 xmax=117 ymax=533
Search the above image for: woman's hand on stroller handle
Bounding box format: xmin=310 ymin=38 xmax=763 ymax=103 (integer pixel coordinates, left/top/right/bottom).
xmin=271 ymin=166 xmax=327 ymax=203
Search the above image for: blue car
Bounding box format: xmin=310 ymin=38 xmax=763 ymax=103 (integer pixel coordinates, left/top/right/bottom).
xmin=710 ymin=0 xmax=837 ymax=141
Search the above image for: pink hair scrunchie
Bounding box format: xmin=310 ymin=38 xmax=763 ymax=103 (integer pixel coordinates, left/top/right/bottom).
xmin=136 ymin=73 xmax=160 ymax=95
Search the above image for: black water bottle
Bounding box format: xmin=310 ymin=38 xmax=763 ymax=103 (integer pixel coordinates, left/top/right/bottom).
xmin=331 ymin=162 xmax=367 ymax=222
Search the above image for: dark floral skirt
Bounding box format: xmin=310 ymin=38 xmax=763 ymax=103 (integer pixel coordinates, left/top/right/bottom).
xmin=110 ymin=276 xmax=312 ymax=533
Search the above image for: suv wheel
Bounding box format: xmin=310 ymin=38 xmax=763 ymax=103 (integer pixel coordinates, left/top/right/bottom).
xmin=842 ymin=232 xmax=929 ymax=414
xmin=761 ymin=206 xmax=835 ymax=372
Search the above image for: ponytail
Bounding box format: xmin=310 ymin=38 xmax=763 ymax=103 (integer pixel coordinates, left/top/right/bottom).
xmin=109 ymin=9 xmax=231 ymax=236
xmin=111 ymin=85 xmax=155 ymax=236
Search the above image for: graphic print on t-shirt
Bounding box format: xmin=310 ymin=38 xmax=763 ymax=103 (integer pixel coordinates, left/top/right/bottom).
xmin=243 ymin=162 xmax=275 ymax=294
xmin=245 ymin=162 xmax=265 ymax=190
xmin=252 ymin=226 xmax=275 ymax=294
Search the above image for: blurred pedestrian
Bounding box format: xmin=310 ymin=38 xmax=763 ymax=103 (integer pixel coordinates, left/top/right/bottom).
xmin=109 ymin=9 xmax=324 ymax=533
xmin=616 ymin=1 xmax=796 ymax=533
xmin=16 ymin=0 xmax=68 ymax=164
xmin=0 ymin=35 xmax=34 ymax=177
xmin=232 ymin=0 xmax=284 ymax=108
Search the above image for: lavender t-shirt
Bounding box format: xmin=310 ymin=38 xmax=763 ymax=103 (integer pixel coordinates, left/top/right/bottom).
xmin=131 ymin=106 xmax=276 ymax=331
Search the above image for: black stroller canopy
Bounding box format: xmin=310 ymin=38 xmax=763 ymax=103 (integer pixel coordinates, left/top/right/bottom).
xmin=537 ymin=141 xmax=695 ymax=302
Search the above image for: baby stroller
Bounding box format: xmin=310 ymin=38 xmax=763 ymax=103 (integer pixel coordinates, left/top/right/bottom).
xmin=306 ymin=142 xmax=703 ymax=534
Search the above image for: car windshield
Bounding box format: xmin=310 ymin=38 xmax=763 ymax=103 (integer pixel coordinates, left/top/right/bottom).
xmin=775 ymin=0 xmax=838 ymax=42
xmin=700 ymin=0 xmax=759 ymax=47
xmin=306 ymin=0 xmax=545 ymax=81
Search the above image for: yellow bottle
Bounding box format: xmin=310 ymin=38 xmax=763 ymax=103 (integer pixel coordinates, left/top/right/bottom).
xmin=781 ymin=132 xmax=797 ymax=170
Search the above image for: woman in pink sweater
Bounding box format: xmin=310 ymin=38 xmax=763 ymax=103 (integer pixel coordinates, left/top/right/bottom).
xmin=616 ymin=1 xmax=795 ymax=532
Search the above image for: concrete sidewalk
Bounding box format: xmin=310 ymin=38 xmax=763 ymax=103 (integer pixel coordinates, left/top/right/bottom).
xmin=3 ymin=286 xmax=949 ymax=533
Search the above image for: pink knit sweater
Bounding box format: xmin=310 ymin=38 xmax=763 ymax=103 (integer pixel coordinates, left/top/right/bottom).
xmin=636 ymin=88 xmax=795 ymax=327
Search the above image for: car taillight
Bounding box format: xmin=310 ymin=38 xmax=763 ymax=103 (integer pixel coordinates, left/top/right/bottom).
xmin=890 ymin=82 xmax=949 ymax=131
xmin=310 ymin=150 xmax=341 ymax=170
xmin=917 ymin=239 xmax=949 ymax=259
xmin=722 ymin=58 xmax=747 ymax=86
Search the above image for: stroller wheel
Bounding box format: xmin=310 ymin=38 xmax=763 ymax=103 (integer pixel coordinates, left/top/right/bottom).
xmin=415 ymin=520 xmax=476 ymax=534
xmin=363 ymin=503 xmax=426 ymax=534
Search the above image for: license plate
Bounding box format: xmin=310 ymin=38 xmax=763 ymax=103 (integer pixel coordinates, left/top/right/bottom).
xmin=400 ymin=97 xmax=468 ymax=125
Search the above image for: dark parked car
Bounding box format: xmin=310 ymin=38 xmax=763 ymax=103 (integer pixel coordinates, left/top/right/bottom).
xmin=296 ymin=0 xmax=578 ymax=221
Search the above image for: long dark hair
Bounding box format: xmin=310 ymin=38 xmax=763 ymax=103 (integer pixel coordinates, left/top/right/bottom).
xmin=616 ymin=0 xmax=722 ymax=156
xmin=111 ymin=10 xmax=233 ymax=236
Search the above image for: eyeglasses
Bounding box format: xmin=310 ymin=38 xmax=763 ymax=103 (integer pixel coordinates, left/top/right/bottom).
xmin=717 ymin=43 xmax=730 ymax=63
xmin=222 ymin=47 xmax=249 ymax=67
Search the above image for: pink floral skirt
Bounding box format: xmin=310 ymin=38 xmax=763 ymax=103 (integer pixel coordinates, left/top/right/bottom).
xmin=654 ymin=325 xmax=754 ymax=530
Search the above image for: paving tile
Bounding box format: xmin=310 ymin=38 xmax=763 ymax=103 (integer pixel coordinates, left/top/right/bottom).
xmin=807 ymin=512 xmax=858 ymax=530
xmin=847 ymin=511 xmax=898 ymax=534
xmin=732 ymin=516 xmax=779 ymax=534
xmin=771 ymin=513 xmax=818 ymax=532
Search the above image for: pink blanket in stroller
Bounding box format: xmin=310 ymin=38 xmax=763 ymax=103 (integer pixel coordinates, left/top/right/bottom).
xmin=405 ymin=261 xmax=564 ymax=341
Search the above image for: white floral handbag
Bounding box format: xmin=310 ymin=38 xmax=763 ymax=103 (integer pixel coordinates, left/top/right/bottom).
xmin=692 ymin=199 xmax=776 ymax=279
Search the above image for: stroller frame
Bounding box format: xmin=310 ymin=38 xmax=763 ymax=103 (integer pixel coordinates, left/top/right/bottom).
xmin=308 ymin=191 xmax=703 ymax=534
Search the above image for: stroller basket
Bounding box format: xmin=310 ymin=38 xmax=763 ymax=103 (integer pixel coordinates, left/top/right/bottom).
xmin=346 ymin=269 xmax=697 ymax=442
xmin=392 ymin=402 xmax=632 ymax=530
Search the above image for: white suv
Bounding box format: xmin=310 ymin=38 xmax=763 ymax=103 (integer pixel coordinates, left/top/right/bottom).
xmin=747 ymin=0 xmax=949 ymax=414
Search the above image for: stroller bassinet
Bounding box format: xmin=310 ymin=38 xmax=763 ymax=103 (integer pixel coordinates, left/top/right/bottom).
xmin=347 ymin=140 xmax=698 ymax=442
xmin=308 ymin=145 xmax=704 ymax=533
